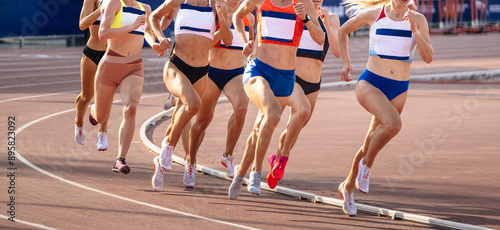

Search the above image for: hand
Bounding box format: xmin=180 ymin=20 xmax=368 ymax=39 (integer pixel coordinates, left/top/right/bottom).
xmin=404 ymin=10 xmax=417 ymax=32
xmin=340 ymin=64 xmax=353 ymax=82
xmin=242 ymin=40 xmax=253 ymax=56
xmin=293 ymin=2 xmax=306 ymax=20
xmin=158 ymin=37 xmax=171 ymax=50
xmin=216 ymin=0 xmax=226 ymax=14
xmin=132 ymin=15 xmax=146 ymax=30
xmin=152 ymin=43 xmax=167 ymax=57
xmin=319 ymin=7 xmax=329 ymax=23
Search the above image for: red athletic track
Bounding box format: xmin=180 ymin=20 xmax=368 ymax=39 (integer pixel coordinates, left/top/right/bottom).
xmin=1 ymin=33 xmax=499 ymax=230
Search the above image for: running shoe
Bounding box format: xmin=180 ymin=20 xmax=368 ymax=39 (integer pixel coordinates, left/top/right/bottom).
xmin=247 ymin=171 xmax=261 ymax=195
xmin=97 ymin=132 xmax=108 ymax=151
xmin=159 ymin=136 xmax=173 ymax=170
xmin=89 ymin=107 xmax=98 ymax=126
xmin=228 ymin=176 xmax=244 ymax=199
xmin=112 ymin=158 xmax=130 ymax=174
xmin=75 ymin=124 xmax=86 ymax=145
xmin=267 ymin=154 xmax=278 ymax=189
xmin=338 ymin=182 xmax=357 ymax=217
xmin=221 ymin=155 xmax=235 ymax=178
xmin=183 ymin=160 xmax=196 ymax=188
xmin=271 ymin=155 xmax=288 ymax=180
xmin=163 ymin=93 xmax=175 ymax=110
xmin=152 ymin=156 xmax=164 ymax=191
xmin=356 ymin=158 xmax=371 ymax=194
xmin=266 ymin=173 xmax=278 ymax=189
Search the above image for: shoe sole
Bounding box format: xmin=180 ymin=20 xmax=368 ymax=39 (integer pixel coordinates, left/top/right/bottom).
xmin=89 ymin=113 xmax=98 ymax=126
xmin=355 ymin=180 xmax=368 ymax=194
xmin=152 ymin=157 xmax=163 ymax=191
xmin=267 ymin=173 xmax=278 ymax=189
xmin=338 ymin=184 xmax=356 ymax=217
xmin=112 ymin=166 xmax=130 ymax=174
xmin=98 ymin=148 xmax=107 ymax=151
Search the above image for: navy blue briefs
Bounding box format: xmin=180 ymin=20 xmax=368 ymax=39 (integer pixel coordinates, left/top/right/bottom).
xmin=208 ymin=66 xmax=245 ymax=90
xmin=357 ymin=69 xmax=409 ymax=101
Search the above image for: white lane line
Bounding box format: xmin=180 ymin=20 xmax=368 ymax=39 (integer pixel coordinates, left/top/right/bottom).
xmin=13 ymin=94 xmax=259 ymax=230
xmin=0 ymin=80 xmax=80 ymax=89
xmin=0 ymin=214 xmax=57 ymax=230
xmin=0 ymin=71 xmax=80 ymax=80
xmin=0 ymin=90 xmax=80 ymax=104
xmin=0 ymin=78 xmax=164 ymax=90
xmin=0 ymin=65 xmax=79 ymax=73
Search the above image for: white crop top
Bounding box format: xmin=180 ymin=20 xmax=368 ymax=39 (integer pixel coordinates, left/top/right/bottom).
xmin=174 ymin=0 xmax=216 ymax=40
xmin=369 ymin=5 xmax=417 ymax=63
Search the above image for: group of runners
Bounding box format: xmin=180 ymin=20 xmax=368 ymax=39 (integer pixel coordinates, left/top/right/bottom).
xmin=75 ymin=0 xmax=432 ymax=217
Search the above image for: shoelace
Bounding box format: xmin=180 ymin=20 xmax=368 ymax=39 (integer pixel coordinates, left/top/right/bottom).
xmin=363 ymin=169 xmax=371 ymax=179
xmin=346 ymin=191 xmax=354 ymax=205
xmin=250 ymin=174 xmax=259 ymax=185
xmin=276 ymin=158 xmax=287 ymax=170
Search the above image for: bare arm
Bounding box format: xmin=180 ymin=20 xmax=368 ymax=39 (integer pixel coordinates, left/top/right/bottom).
xmin=247 ymin=13 xmax=255 ymax=41
xmin=338 ymin=8 xmax=378 ymax=81
xmin=234 ymin=0 xmax=262 ymax=55
xmin=79 ymin=0 xmax=101 ymax=30
xmin=215 ymin=0 xmax=233 ymax=46
xmin=319 ymin=8 xmax=341 ymax=57
xmin=99 ymin=0 xmax=146 ymax=40
xmin=143 ymin=4 xmax=170 ymax=57
xmin=150 ymin=0 xmax=181 ymax=40
xmin=406 ymin=11 xmax=433 ymax=63
xmin=297 ymin=0 xmax=324 ymax=45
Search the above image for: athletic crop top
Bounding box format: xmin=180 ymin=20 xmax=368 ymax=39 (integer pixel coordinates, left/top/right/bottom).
xmin=174 ymin=0 xmax=216 ymax=40
xmin=297 ymin=18 xmax=329 ymax=62
xmin=369 ymin=5 xmax=416 ymax=63
xmin=257 ymin=0 xmax=304 ymax=47
xmin=110 ymin=0 xmax=146 ymax=36
xmin=214 ymin=16 xmax=251 ymax=50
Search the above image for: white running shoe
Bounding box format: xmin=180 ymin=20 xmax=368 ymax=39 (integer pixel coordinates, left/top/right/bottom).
xmin=183 ymin=160 xmax=196 ymax=188
xmin=75 ymin=124 xmax=86 ymax=145
xmin=152 ymin=156 xmax=164 ymax=191
xmin=356 ymin=158 xmax=371 ymax=194
xmin=228 ymin=176 xmax=244 ymax=199
xmin=338 ymin=182 xmax=357 ymax=217
xmin=163 ymin=93 xmax=175 ymax=110
xmin=247 ymin=171 xmax=261 ymax=195
xmin=97 ymin=132 xmax=108 ymax=151
xmin=159 ymin=136 xmax=173 ymax=170
xmin=221 ymin=155 xmax=235 ymax=178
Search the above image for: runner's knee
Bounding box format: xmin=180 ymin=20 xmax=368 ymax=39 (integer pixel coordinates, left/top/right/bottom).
xmin=123 ymin=104 xmax=138 ymax=118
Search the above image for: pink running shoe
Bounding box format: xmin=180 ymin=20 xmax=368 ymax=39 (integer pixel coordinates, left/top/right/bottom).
xmin=267 ymin=154 xmax=278 ymax=189
xmin=112 ymin=158 xmax=130 ymax=174
xmin=271 ymin=155 xmax=288 ymax=180
xmin=89 ymin=112 xmax=98 ymax=126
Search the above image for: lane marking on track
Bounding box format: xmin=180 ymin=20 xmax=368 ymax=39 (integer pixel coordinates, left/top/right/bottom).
xmin=13 ymin=93 xmax=260 ymax=230
xmin=0 ymin=90 xmax=80 ymax=104
xmin=0 ymin=80 xmax=80 ymax=89
xmin=0 ymin=214 xmax=57 ymax=230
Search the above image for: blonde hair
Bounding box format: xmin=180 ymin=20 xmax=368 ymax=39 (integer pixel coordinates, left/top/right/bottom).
xmin=342 ymin=0 xmax=390 ymax=15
